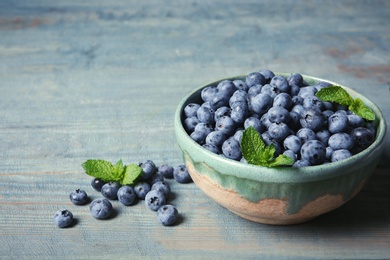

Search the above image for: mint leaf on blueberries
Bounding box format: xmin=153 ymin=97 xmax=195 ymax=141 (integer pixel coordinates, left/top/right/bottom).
xmin=316 ymin=85 xmax=375 ymax=121
xmin=241 ymin=126 xmax=294 ymax=167
xmin=121 ymin=164 xmax=143 ymax=185
xmin=81 ymin=159 xmax=142 ymax=184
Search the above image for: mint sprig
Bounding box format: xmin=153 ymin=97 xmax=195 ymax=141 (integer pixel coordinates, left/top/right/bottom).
xmin=315 ymin=86 xmax=375 ymax=121
xmin=81 ymin=159 xmax=142 ymax=185
xmin=240 ymin=127 xmax=294 ymax=167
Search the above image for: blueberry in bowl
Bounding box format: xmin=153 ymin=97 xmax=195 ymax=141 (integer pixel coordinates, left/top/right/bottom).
xmin=174 ymin=70 xmax=387 ymax=225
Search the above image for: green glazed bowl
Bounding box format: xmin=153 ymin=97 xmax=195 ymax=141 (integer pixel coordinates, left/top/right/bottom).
xmin=174 ymin=73 xmax=387 ymax=225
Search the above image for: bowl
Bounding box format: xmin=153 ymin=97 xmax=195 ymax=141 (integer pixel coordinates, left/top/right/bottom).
xmin=174 ymin=72 xmax=387 ymax=225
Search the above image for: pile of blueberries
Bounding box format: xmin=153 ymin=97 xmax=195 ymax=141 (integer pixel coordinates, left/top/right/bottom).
xmin=53 ymin=161 xmax=192 ymax=228
xmin=182 ymin=69 xmax=376 ymax=167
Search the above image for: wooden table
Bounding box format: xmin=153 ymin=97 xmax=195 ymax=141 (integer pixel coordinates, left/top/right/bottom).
xmin=1 ymin=1 xmax=389 ymax=259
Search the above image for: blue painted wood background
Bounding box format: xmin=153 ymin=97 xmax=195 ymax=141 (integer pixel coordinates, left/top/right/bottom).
xmin=0 ymin=0 xmax=389 ymax=258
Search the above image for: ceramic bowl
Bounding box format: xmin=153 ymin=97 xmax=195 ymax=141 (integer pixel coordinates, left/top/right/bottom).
xmin=174 ymin=73 xmax=387 ymax=225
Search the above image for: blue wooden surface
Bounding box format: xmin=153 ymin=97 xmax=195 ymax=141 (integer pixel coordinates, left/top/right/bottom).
xmin=0 ymin=0 xmax=389 ymax=259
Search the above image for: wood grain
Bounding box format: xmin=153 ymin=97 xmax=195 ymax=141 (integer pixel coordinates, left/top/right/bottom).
xmin=0 ymin=0 xmax=389 ymax=258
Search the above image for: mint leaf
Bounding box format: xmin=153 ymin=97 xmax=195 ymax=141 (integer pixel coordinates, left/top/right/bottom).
xmin=316 ymin=85 xmax=375 ymax=121
xmin=112 ymin=159 xmax=125 ymax=181
xmin=241 ymin=126 xmax=294 ymax=168
xmin=240 ymin=126 xmax=265 ymax=165
xmin=82 ymin=159 xmax=119 ymax=182
xmin=121 ymin=164 xmax=143 ymax=185
xmin=315 ymin=86 xmax=353 ymax=106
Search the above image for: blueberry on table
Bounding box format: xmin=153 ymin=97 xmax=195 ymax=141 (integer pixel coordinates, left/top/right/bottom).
xmin=157 ymin=164 xmax=174 ymax=179
xmin=145 ymin=190 xmax=166 ymax=211
xmin=117 ymin=185 xmax=136 ymax=206
xmin=157 ymin=205 xmax=179 ymax=226
xmin=173 ymin=165 xmax=192 ymax=184
xmin=91 ymin=178 xmax=106 ymax=192
xmin=139 ymin=159 xmax=156 ymax=181
xmin=54 ymin=209 xmax=73 ymax=228
xmin=134 ymin=182 xmax=151 ymax=199
xmin=69 ymin=189 xmax=88 ymax=205
xmin=151 ymin=181 xmax=171 ymax=197
xmin=101 ymin=182 xmax=121 ymax=200
xmin=90 ymin=198 xmax=113 ymax=219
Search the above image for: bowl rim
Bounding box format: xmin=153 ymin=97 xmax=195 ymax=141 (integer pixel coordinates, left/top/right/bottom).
xmin=174 ymin=72 xmax=387 ymax=183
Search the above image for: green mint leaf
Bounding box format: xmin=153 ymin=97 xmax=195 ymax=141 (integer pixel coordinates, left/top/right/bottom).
xmin=81 ymin=159 xmax=119 ymax=182
xmin=267 ymin=154 xmax=295 ymax=167
xmin=112 ymin=159 xmax=125 ymax=181
xmin=315 ymin=86 xmax=354 ymax=106
xmin=350 ymin=98 xmax=376 ymax=121
xmin=241 ymin=127 xmax=293 ymax=168
xmin=121 ymin=164 xmax=143 ymax=185
xmin=240 ymin=126 xmax=265 ymax=165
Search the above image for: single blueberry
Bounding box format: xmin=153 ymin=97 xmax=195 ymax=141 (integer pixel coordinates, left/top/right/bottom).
xmin=267 ymin=106 xmax=290 ymax=124
xmin=89 ymin=198 xmax=113 ymax=219
xmin=316 ymin=129 xmax=331 ymax=146
xmin=293 ymin=159 xmax=311 ymax=168
xmin=260 ymin=84 xmax=279 ymax=98
xmin=270 ymin=75 xmax=290 ymax=93
xmin=246 ymin=72 xmax=266 ymax=87
xmin=268 ymin=122 xmax=290 ymax=141
xmin=248 ymin=84 xmax=263 ymax=97
xmin=183 ymin=116 xmax=200 ymax=133
xmin=101 ymin=182 xmax=121 ymax=200
xmin=197 ymin=105 xmax=215 ymax=125
xmin=328 ymin=111 xmax=348 ymax=133
xmin=173 ymin=165 xmax=192 ymax=184
xmin=244 ymin=117 xmax=264 ymax=133
xmin=117 ymin=185 xmax=136 ymax=206
xmin=145 ymin=190 xmax=166 ymax=211
xmin=209 ymin=91 xmax=230 ymax=111
xmin=291 ymin=95 xmax=304 ymax=106
xmin=222 ymin=138 xmax=242 ymax=161
xmin=331 ymin=149 xmax=352 ymax=162
xmin=157 ymin=204 xmax=179 ymax=226
xmin=69 ymin=189 xmax=88 ymax=205
xmin=215 ymin=116 xmax=236 ymax=136
xmin=139 ymin=160 xmax=156 ymax=181
xmin=348 ymin=114 xmax=364 ymax=128
xmin=190 ymin=130 xmax=207 ymax=145
xmin=300 ymin=108 xmax=325 ymax=131
xmin=298 ymin=86 xmax=317 ymax=98
xmin=134 ymin=182 xmax=151 ymax=199
xmin=229 ymin=90 xmax=248 ymax=107
xmin=259 ymin=69 xmax=275 ymax=82
xmin=151 ymin=181 xmax=171 ymax=197
xmin=260 ymin=113 xmax=272 ymax=129
xmin=202 ymin=143 xmax=221 ymax=154
xmin=291 ymin=104 xmax=305 ymax=117
xmin=194 ymin=123 xmax=213 ymax=136
xmin=214 ymin=106 xmax=231 ymax=122
xmin=290 ymin=84 xmax=301 ymax=97
xmin=54 ymin=209 xmax=73 ymax=228
xmin=233 ymin=79 xmax=249 ymax=92
xmin=91 ymin=178 xmax=106 ymax=192
xmin=350 ymin=127 xmax=375 ymax=153
xmin=233 ymin=129 xmax=244 ymax=143
xmin=149 ymin=173 xmax=165 ymax=185
xmin=206 ymin=131 xmax=227 ymax=147
xmin=288 ymin=111 xmax=301 ymax=131
xmin=157 ymin=164 xmax=174 ymax=179
xmin=328 ymin=133 xmax=354 ymax=150
xmin=283 ymin=135 xmax=302 ymax=154
xmin=184 ymin=103 xmax=201 ymax=118
xmin=217 ymin=80 xmax=236 ymax=96
xmin=201 ymin=86 xmax=218 ymax=102
xmin=300 ymin=140 xmax=326 ymax=165
xmin=287 ymin=73 xmax=304 ymax=86
xmin=250 ymin=93 xmax=273 ymax=116
xmin=273 ymin=92 xmax=293 ymax=109
xmin=326 ymin=146 xmax=334 ymax=160
xmin=230 ymin=101 xmax=249 ymax=124
xmin=302 ymin=95 xmax=324 ymax=111
xmin=296 ymin=128 xmax=316 ymax=144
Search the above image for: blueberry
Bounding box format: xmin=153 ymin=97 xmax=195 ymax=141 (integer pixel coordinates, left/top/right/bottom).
xmin=233 ymin=79 xmax=249 ymax=92
xmin=270 ymin=75 xmax=290 ymax=93
xmin=157 ymin=164 xmax=174 ymax=179
xmin=331 ymin=149 xmax=352 ymax=162
xmin=291 ymin=104 xmax=305 ymax=117
xmin=259 ymin=69 xmax=275 ymax=82
xmin=157 ymin=204 xmax=179 ymax=226
xmin=260 ymin=84 xmax=279 ymax=98
xmin=296 ymin=128 xmax=316 ymax=143
xmin=91 ymin=178 xmax=106 ymax=192
xmin=222 ymin=138 xmax=242 ymax=160
xmin=206 ymin=131 xmax=227 ymax=147
xmin=328 ymin=111 xmax=348 ymax=133
xmin=203 ymin=143 xmax=221 ymax=154
xmin=283 ymin=150 xmax=297 ymax=163
xmin=250 ymin=93 xmax=273 ymax=116
xmin=328 ymin=133 xmax=354 ymax=150
xmin=214 ymin=106 xmax=231 ymax=122
xmin=194 ymin=123 xmax=213 ymax=136
xmin=283 ymin=135 xmax=302 ymax=154
xmin=173 ymin=165 xmax=192 ymax=183
xmin=292 ymin=95 xmax=304 ymax=106
xmin=145 ymin=190 xmax=166 ymax=211
xmin=149 ymin=173 xmax=165 ymax=185
xmin=69 ymin=189 xmax=88 ymax=205
xmin=54 ymin=209 xmax=73 ymax=228
xmin=287 ymin=73 xmax=304 ymax=86
xmin=101 ymin=182 xmax=121 ymax=200
xmin=139 ymin=160 xmax=156 ymax=181
xmin=300 ymin=140 xmax=326 ymax=165
xmin=350 ymin=127 xmax=375 ymax=153
xmin=190 ymin=130 xmax=207 ymax=144
xmin=268 ymin=122 xmax=290 ymax=141
xmin=293 ymin=159 xmax=311 ymax=168
xmin=288 ymin=111 xmax=301 ymax=131
xmin=151 ymin=181 xmax=171 ymax=197
xmin=244 ymin=117 xmax=264 ymax=133
xmin=217 ymin=80 xmax=236 ymax=96
xmin=134 ymin=182 xmax=151 ymax=199
xmin=246 ymin=72 xmax=266 ymax=87
xmin=267 ymin=106 xmax=290 ymax=124
xmin=89 ymin=198 xmax=113 ymax=219
xmin=229 ymin=90 xmax=248 ymax=107
xmin=215 ymin=116 xmax=236 ymax=136
xmin=290 ymin=84 xmax=301 ymax=97
xmin=260 ymin=113 xmax=272 ymax=129
xmin=230 ymin=101 xmax=249 ymax=124
xmin=348 ymin=114 xmax=364 ymax=128
xmin=184 ymin=103 xmax=201 ymax=118
xmin=316 ymin=129 xmax=331 ymax=145
xmin=233 ymin=129 xmax=244 ymax=142
xmin=248 ymin=84 xmax=263 ymax=98
xmin=302 ymin=95 xmax=324 ymax=111
xmin=298 ymin=86 xmax=317 ymax=98
xmin=201 ymin=86 xmax=218 ymax=102
xmin=300 ymin=108 xmax=325 ymax=131
xmin=273 ymin=93 xmax=293 ymax=109
xmin=183 ymin=116 xmax=200 ymax=133
xmin=197 ymin=105 xmax=215 ymax=124
xmin=117 ymin=185 xmax=136 ymax=206
xmin=326 ymin=146 xmax=334 ymax=160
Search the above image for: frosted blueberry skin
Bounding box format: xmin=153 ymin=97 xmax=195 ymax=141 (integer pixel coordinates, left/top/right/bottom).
xmin=145 ymin=190 xmax=166 ymax=211
xmin=91 ymin=178 xmax=106 ymax=192
xmin=134 ymin=182 xmax=151 ymax=199
xmin=69 ymin=189 xmax=88 ymax=205
xmin=157 ymin=164 xmax=174 ymax=179
xmin=101 ymin=182 xmax=120 ymax=200
xmin=54 ymin=209 xmax=73 ymax=228
xmin=139 ymin=160 xmax=156 ymax=181
xmin=89 ymin=198 xmax=113 ymax=219
xmin=173 ymin=165 xmax=192 ymax=184
xmin=151 ymin=181 xmax=171 ymax=197
xmin=157 ymin=204 xmax=179 ymax=226
xmin=117 ymin=186 xmax=136 ymax=206
xmin=300 ymin=140 xmax=327 ymax=165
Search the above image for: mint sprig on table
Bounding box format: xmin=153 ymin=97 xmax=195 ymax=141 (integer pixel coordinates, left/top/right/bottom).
xmin=81 ymin=159 xmax=142 ymax=185
xmin=315 ymin=86 xmax=375 ymax=121
xmin=241 ymin=126 xmax=294 ymax=167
